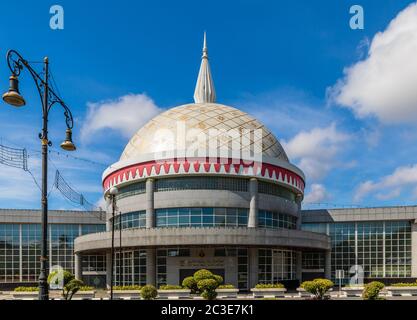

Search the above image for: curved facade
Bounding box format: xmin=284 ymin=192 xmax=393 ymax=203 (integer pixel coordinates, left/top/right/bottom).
xmin=74 ymin=35 xmax=331 ymax=290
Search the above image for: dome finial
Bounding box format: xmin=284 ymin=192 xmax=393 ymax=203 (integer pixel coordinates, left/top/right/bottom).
xmin=194 ymin=32 xmax=216 ymax=103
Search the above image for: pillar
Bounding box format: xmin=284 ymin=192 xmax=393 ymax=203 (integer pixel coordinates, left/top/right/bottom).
xmin=248 ymin=178 xmax=258 ymax=228
xmin=296 ymin=194 xmax=303 ymax=230
xmin=146 ymin=248 xmax=156 ymax=286
xmin=146 ymin=179 xmax=155 ymax=229
xmin=296 ymin=251 xmax=302 ymax=283
xmin=248 ymin=248 xmax=258 ymax=289
xmin=412 ymin=221 xmax=417 ymax=277
xmin=324 ymin=250 xmax=331 ymax=279
xmin=106 ymin=252 xmax=112 ymax=290
xmin=74 ymin=253 xmax=82 ymax=280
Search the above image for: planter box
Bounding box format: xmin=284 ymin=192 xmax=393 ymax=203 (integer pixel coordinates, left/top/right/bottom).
xmin=341 ymin=287 xmax=364 ymax=297
xmin=251 ymin=288 xmax=287 ymax=298
xmin=157 ymin=289 xmax=191 ymax=299
xmin=73 ymin=291 xmax=96 ymax=299
xmin=386 ymin=287 xmax=417 ymax=296
xmin=107 ymin=290 xmax=141 ymax=299
xmin=12 ymin=291 xmax=39 ymax=300
xmin=216 ymin=288 xmax=239 ymax=299
xmin=296 ymin=288 xmax=313 ymax=298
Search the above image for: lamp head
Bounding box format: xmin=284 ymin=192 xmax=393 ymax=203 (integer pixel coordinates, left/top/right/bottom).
xmin=2 ymin=75 xmax=25 ymax=107
xmin=60 ymin=129 xmax=76 ymax=151
xmin=109 ymin=187 xmax=119 ymax=196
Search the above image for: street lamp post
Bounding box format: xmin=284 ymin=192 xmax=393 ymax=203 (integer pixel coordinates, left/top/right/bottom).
xmin=2 ymin=50 xmax=76 ymax=300
xmin=108 ymin=187 xmax=119 ymax=300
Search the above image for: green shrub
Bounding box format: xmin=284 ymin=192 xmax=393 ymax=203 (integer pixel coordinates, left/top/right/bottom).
xmin=14 ymin=287 xmax=39 ymax=292
xmin=113 ymin=285 xmax=142 ymax=291
xmin=182 ymin=276 xmax=198 ymax=293
xmin=301 ymin=278 xmax=334 ymax=300
xmin=79 ymin=286 xmax=94 ymax=292
xmin=213 ymin=275 xmax=223 ymax=286
xmin=255 ymin=283 xmax=285 ymax=289
xmin=198 ymin=279 xmax=218 ymax=300
xmin=217 ymin=284 xmax=236 ymax=289
xmin=362 ymin=281 xmax=385 ymax=300
xmin=159 ymin=285 xmax=183 ymax=290
xmin=48 ymin=270 xmax=74 ymax=288
xmin=194 ymin=269 xmax=215 ymax=282
xmin=202 ymin=290 xmax=217 ymax=300
xmin=390 ymin=282 xmax=417 ymax=287
xmin=141 ymin=285 xmax=158 ymax=300
xmin=47 ymin=269 xmax=85 ymax=300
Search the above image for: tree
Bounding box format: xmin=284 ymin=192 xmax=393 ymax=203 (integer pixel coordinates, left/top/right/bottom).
xmin=301 ymin=278 xmax=334 ymax=300
xmin=47 ymin=269 xmax=85 ymax=300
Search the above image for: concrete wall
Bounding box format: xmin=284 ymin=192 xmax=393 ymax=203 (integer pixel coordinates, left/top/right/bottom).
xmin=0 ymin=209 xmax=104 ymax=225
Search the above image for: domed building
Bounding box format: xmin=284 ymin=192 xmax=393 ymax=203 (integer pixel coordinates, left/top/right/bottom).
xmin=74 ymin=35 xmax=330 ymax=290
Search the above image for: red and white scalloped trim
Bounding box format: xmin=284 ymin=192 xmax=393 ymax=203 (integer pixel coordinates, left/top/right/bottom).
xmin=103 ymin=158 xmax=305 ymax=193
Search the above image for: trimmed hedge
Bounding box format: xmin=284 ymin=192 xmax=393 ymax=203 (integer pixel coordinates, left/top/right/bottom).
xmin=113 ymin=285 xmax=142 ymax=291
xmin=255 ymin=283 xmax=285 ymax=289
xmin=159 ymin=285 xmax=183 ymax=290
xmin=218 ymin=284 xmax=236 ymax=289
xmin=14 ymin=287 xmax=39 ymax=292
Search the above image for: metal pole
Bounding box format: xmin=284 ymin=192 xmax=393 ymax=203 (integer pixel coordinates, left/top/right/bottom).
xmin=119 ymin=212 xmax=122 ymax=285
xmin=110 ymin=196 xmax=115 ymax=300
xmin=38 ymin=57 xmax=49 ymax=301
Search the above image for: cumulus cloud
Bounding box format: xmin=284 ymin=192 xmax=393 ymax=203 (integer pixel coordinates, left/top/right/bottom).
xmin=353 ymin=163 xmax=417 ymax=202
xmin=81 ymin=93 xmax=163 ymax=141
xmin=329 ymin=2 xmax=417 ymax=123
xmin=282 ymin=123 xmax=350 ymax=181
xmin=304 ymin=184 xmax=329 ymax=203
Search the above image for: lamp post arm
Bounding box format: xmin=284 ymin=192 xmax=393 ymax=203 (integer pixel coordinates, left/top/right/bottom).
xmin=5 ymin=50 xmax=74 ymax=130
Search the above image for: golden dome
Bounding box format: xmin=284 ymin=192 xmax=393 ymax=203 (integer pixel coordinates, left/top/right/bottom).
xmin=120 ymin=103 xmax=289 ymax=162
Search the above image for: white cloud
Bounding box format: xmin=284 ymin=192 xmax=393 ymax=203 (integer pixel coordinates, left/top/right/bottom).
xmin=354 ymin=163 xmax=417 ymax=202
xmin=282 ymin=123 xmax=350 ymax=181
xmin=329 ymin=2 xmax=417 ymax=123
xmin=304 ymin=184 xmax=329 ymax=203
xmin=81 ymin=93 xmax=163 ymax=141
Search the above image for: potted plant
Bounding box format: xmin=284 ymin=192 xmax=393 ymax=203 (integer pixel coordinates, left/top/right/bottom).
xmin=300 ymin=279 xmax=334 ymax=300
xmin=110 ymin=285 xmax=142 ymax=299
xmin=216 ymin=284 xmax=239 ymax=299
xmin=251 ymin=283 xmax=287 ymax=298
xmin=158 ymin=285 xmax=191 ymax=299
xmin=386 ymin=281 xmax=417 ymax=297
xmin=12 ymin=287 xmax=39 ymax=299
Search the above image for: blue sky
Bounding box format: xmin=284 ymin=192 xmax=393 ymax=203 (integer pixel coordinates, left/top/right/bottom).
xmin=1 ymin=0 xmax=417 ymax=210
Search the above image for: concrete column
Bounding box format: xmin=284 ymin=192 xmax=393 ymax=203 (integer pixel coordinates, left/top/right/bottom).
xmin=295 ymin=194 xmax=303 ymax=230
xmin=146 ymin=248 xmax=156 ymax=286
xmin=324 ymin=250 xmax=331 ymax=279
xmin=296 ymin=251 xmax=302 ymax=282
xmin=146 ymin=179 xmax=155 ymax=229
xmin=106 ymin=252 xmax=112 ymax=289
xmin=412 ymin=221 xmax=417 ymax=277
xmin=74 ymin=253 xmax=82 ymax=280
xmin=248 ymin=178 xmax=258 ymax=228
xmin=248 ymin=248 xmax=258 ymax=289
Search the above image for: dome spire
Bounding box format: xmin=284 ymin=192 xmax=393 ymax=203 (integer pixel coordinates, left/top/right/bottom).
xmin=194 ymin=32 xmax=216 ymax=103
